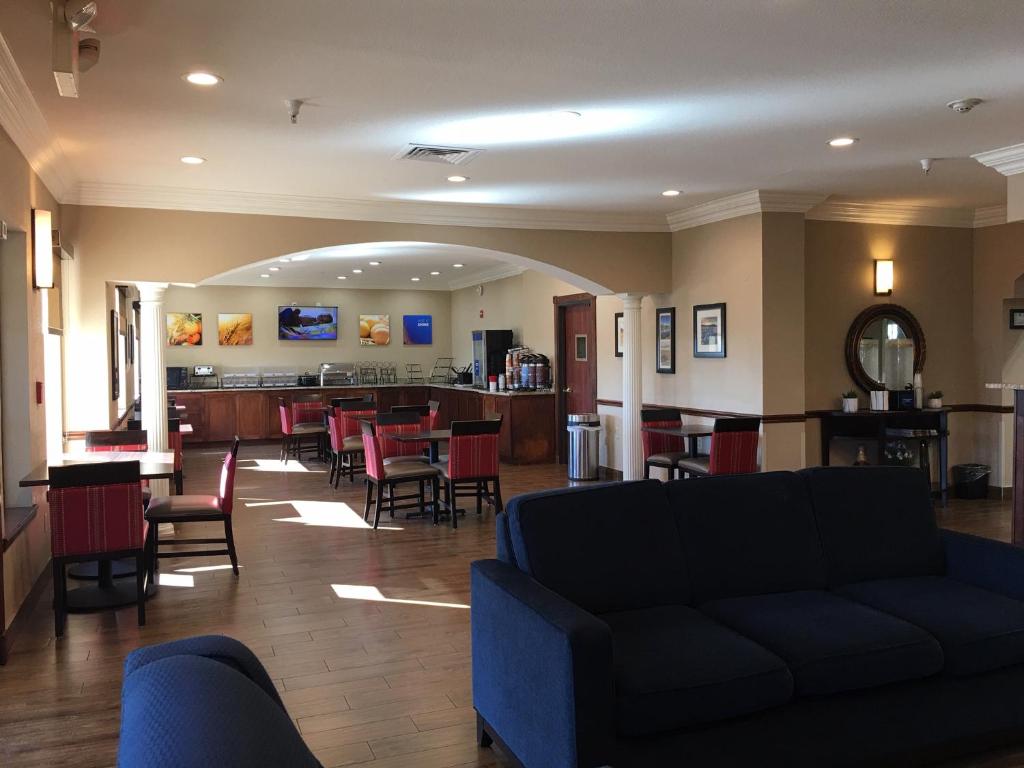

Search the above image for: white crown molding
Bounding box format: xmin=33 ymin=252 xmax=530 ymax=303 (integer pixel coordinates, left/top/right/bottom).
xmin=974 ymin=205 xmax=1008 ymax=228
xmin=446 ymin=262 xmax=525 ymax=291
xmin=666 ymin=190 xmax=825 ymax=231
xmin=70 ymin=181 xmax=670 ymax=233
xmin=972 ymin=143 xmax=1024 ymax=176
xmin=806 ymin=200 xmax=977 ymax=228
xmin=0 ymin=32 xmax=74 ymax=203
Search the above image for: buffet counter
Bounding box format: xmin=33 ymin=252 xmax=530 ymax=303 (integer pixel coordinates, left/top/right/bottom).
xmin=169 ymin=384 xmax=556 ymax=464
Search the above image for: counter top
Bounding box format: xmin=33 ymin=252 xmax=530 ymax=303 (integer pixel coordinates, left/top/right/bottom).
xmin=169 ymin=382 xmax=555 ymax=397
xmin=986 ymin=383 xmax=1024 ymax=390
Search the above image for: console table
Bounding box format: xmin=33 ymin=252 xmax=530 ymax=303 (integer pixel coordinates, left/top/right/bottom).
xmin=820 ymin=409 xmax=949 ymax=502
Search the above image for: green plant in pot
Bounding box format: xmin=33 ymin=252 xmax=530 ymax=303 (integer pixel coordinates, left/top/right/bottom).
xmin=927 ymin=390 xmax=943 ymax=409
xmin=841 ymin=390 xmax=859 ymax=413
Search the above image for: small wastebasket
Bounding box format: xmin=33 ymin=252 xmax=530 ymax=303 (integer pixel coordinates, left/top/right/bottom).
xmin=567 ymin=413 xmax=602 ymax=481
xmin=952 ymin=463 xmax=991 ymax=499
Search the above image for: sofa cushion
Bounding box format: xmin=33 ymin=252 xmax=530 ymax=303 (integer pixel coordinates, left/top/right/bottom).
xmin=505 ymin=481 xmax=689 ymax=614
xmin=601 ymin=605 xmax=792 ymax=736
xmin=839 ymin=576 xmax=1024 ymax=677
xmin=702 ymin=590 xmax=943 ymax=697
xmin=800 ymin=466 xmax=943 ymax=587
xmin=667 ymin=472 xmax=825 ymax=602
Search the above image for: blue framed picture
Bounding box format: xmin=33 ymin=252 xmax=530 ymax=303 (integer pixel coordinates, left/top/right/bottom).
xmin=403 ymin=314 xmax=433 ymax=345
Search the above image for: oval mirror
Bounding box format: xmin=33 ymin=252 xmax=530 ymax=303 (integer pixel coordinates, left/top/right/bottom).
xmin=844 ymin=304 xmax=926 ymax=393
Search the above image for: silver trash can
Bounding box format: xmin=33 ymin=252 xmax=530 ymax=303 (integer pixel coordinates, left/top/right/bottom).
xmin=567 ymin=413 xmax=602 ymax=481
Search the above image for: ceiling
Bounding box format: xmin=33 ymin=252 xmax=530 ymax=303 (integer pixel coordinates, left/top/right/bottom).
xmin=202 ymin=241 xmax=525 ymax=291
xmin=2 ymin=0 xmax=1023 ymax=222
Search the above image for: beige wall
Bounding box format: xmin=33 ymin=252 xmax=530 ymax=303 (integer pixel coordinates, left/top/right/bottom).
xmin=163 ymin=284 xmax=453 ymax=376
xmin=1009 ymin=175 xmax=1024 ymax=224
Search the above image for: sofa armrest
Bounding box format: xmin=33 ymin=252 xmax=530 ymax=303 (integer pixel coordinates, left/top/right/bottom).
xmin=471 ymin=559 xmax=614 ymax=768
xmin=942 ymin=529 xmax=1024 ymax=601
xmin=123 ymin=634 xmax=284 ymax=709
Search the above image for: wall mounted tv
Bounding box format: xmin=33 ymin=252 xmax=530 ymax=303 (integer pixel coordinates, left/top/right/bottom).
xmin=278 ymin=306 xmax=338 ymax=341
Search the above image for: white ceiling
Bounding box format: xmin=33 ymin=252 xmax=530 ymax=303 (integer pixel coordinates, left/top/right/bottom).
xmin=2 ymin=0 xmax=1023 ymax=220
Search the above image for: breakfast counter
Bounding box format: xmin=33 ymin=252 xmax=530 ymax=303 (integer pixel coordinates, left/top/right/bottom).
xmin=169 ymin=384 xmax=556 ymax=463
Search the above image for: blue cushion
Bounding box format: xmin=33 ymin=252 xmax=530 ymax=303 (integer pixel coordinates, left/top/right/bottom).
xmin=839 ymin=576 xmax=1024 ymax=677
xmin=702 ymin=590 xmax=943 ymax=697
xmin=505 ymin=481 xmax=689 ymax=613
xmin=495 ymin=512 xmax=515 ymax=565
xmin=800 ymin=466 xmax=943 ymax=586
xmin=601 ymin=605 xmax=792 ymax=736
xmin=667 ymin=471 xmax=825 ymax=602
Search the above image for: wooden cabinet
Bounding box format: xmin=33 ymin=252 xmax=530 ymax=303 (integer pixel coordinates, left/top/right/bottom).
xmin=236 ymin=392 xmax=268 ymax=439
xmin=205 ymin=394 xmax=238 ymax=443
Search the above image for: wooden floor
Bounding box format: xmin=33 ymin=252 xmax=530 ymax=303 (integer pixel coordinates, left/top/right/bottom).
xmin=0 ymin=444 xmax=1021 ymax=768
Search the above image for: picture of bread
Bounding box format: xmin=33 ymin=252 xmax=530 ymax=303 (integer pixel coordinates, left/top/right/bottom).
xmin=359 ymin=314 xmax=390 ymax=346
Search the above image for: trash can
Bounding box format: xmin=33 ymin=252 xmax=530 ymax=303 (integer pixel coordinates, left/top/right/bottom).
xmin=952 ymin=463 xmax=991 ymax=499
xmin=567 ymin=413 xmax=602 ymax=481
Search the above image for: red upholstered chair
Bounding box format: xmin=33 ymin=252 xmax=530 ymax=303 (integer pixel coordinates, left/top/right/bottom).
xmin=291 ymin=392 xmax=324 ymax=426
xmin=360 ymin=421 xmax=439 ymax=529
xmin=332 ymin=400 xmax=377 ymax=484
xmin=145 ymin=437 xmax=241 ymax=577
xmin=392 ymin=404 xmax=431 ymax=432
xmin=85 ymin=429 xmax=153 ymax=509
xmin=432 ymin=418 xmax=503 ymax=530
xmin=678 ymin=417 xmax=761 ymax=478
xmin=278 ymin=397 xmax=326 ymax=463
xmin=641 ymin=409 xmax=688 ymax=480
xmin=376 ymin=411 xmax=429 ymax=463
xmin=427 ymin=400 xmax=441 ymax=430
xmin=48 ymin=460 xmax=150 ymax=636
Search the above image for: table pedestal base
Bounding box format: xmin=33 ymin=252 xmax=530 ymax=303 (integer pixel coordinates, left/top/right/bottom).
xmin=68 ymin=558 xmax=137 ymax=580
xmin=66 ymin=582 xmax=141 ymax=612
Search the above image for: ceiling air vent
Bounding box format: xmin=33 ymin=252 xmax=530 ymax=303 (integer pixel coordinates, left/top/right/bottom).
xmin=397 ymin=144 xmax=482 ymax=166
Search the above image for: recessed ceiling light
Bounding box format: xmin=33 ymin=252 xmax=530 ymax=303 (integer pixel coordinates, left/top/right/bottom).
xmin=279 ymin=257 xmax=291 ymax=263
xmin=290 ymin=254 xmax=308 ymax=261
xmin=447 ymin=175 xmax=469 ymax=183
xmin=430 ymin=271 xmax=440 ymax=276
xmin=183 ymin=72 xmax=222 ymax=86
xmin=337 ymin=275 xmax=347 ymax=280
xmin=411 ymin=277 xmax=421 ymax=282
xmin=180 ymin=156 xmax=206 ymax=165
xmin=662 ymin=189 xmax=681 ymax=197
xmin=828 ymin=136 xmax=859 ymax=148
xmin=268 ymin=266 xmax=280 ymax=271
xmin=259 ymin=274 xmax=270 ymax=278
xmin=369 ymin=261 xmax=381 ymax=266
xmin=452 ymin=263 xmax=464 ymax=268
xmin=352 ymin=269 xmax=362 ymax=274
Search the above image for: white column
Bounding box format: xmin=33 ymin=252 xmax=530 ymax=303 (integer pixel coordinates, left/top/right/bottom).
xmin=137 ymin=282 xmax=170 ymax=496
xmin=620 ymin=293 xmax=644 ymax=481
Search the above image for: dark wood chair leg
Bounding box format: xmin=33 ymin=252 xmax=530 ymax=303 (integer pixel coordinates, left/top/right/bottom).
xmin=475 ymin=481 xmax=483 ymax=515
xmin=53 ymin=559 xmax=66 ymax=638
xmin=135 ymin=553 xmax=147 ymax=627
xmin=431 ymin=476 xmax=441 ymax=525
xmin=449 ymin=480 xmax=458 ymax=529
xmin=175 ymin=470 xmax=184 ymax=495
xmin=477 ymin=713 xmax=493 ymax=748
xmin=389 ymin=484 xmax=396 ymax=519
xmin=147 ymin=524 xmax=157 ymax=584
xmin=493 ymin=477 xmax=503 ymax=513
xmin=418 ymin=480 xmax=425 ymax=517
xmin=372 ymin=484 xmax=384 ymax=529
xmin=363 ymin=479 xmax=373 ymax=521
xmin=224 ymin=517 xmax=239 ymax=575
xmin=644 ymin=462 xmax=651 ymax=479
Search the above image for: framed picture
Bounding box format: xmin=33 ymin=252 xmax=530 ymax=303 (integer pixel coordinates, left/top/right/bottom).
xmin=278 ymin=306 xmax=337 ymax=340
xmin=655 ymin=307 xmax=676 ymax=374
xmin=127 ymin=324 xmax=134 ymax=364
xmin=1011 ymin=308 xmax=1024 ymax=330
xmin=110 ymin=310 xmax=119 ymax=401
xmin=402 ymin=314 xmax=433 ymax=345
xmin=614 ymin=312 xmax=624 ymax=357
xmin=693 ymin=302 xmax=726 ymax=358
xmin=218 ymin=313 xmax=254 ymax=345
xmin=166 ymin=312 xmax=203 ymax=346
xmin=359 ymin=314 xmax=390 ymax=346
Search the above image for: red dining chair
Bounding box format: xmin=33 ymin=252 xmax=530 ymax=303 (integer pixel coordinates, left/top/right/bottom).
xmin=641 ymin=408 xmax=688 ymax=480
xmin=427 ymin=399 xmax=441 ymax=430
xmin=332 ymin=400 xmax=377 ymax=483
xmin=433 ymin=418 xmax=503 ymax=530
xmin=85 ymin=429 xmax=153 ymax=507
xmin=360 ymin=421 xmax=440 ymax=529
xmin=145 ymin=437 xmax=241 ymax=577
xmin=48 ymin=460 xmax=150 ymax=636
xmin=677 ymin=417 xmax=761 ymax=478
xmin=278 ymin=397 xmax=326 ymax=463
xmin=376 ymin=411 xmax=429 ymax=463
xmin=392 ymin=404 xmax=431 ymax=431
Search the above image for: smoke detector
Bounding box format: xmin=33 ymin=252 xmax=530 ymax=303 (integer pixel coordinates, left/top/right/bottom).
xmin=946 ymin=98 xmax=983 ymax=114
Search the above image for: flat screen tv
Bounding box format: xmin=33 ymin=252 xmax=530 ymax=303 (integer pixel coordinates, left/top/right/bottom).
xmin=278 ymin=305 xmax=338 ymax=341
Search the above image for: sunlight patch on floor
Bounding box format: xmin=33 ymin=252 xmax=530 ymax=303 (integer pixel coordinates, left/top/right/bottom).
xmin=246 ymin=499 xmax=403 ymax=530
xmin=174 ymin=564 xmax=240 ymax=574
xmin=157 ymin=572 xmax=195 ymax=588
xmin=332 ymin=583 xmax=469 ymax=609
xmin=241 ymin=459 xmax=325 ymax=474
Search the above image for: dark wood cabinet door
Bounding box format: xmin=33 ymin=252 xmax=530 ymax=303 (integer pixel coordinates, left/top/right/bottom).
xmin=206 ymin=394 xmax=238 ymax=443
xmin=173 ymin=393 xmax=206 ymax=443
xmin=236 ymin=392 xmax=268 ymax=439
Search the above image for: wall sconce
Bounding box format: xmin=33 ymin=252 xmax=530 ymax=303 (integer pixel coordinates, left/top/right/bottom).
xmin=874 ymin=259 xmax=893 ymax=296
xmin=32 ymin=209 xmax=54 ymax=289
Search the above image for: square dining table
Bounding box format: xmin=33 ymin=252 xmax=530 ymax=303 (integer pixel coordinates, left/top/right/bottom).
xmin=640 ymin=424 xmax=713 ymax=458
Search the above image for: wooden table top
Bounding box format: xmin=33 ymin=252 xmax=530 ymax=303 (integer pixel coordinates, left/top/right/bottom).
xmin=640 ymin=425 xmax=713 ymax=437
xmin=20 ymin=452 xmax=176 ymax=487
xmin=389 ymin=430 xmax=451 ymax=442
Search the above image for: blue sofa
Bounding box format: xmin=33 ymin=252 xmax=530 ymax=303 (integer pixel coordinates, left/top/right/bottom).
xmin=471 ymin=466 xmax=1024 ymax=768
xmin=118 ymin=635 xmax=321 ymax=768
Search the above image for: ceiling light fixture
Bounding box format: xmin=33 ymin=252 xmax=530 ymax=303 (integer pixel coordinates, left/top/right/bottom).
xmin=180 ymin=155 xmax=206 ymax=164
xmin=369 ymin=261 xmax=381 ymax=266
xmin=662 ymin=189 xmax=681 ymax=197
xmin=447 ymin=175 xmax=469 ymax=183
xmin=289 ymin=254 xmax=308 ymax=261
xmin=430 ymin=271 xmax=440 ymax=276
xmin=828 ymin=136 xmax=859 ymax=148
xmin=269 ymin=267 xmax=280 ymax=271
xmin=184 ymin=72 xmax=222 ymax=86
xmin=411 ymin=277 xmax=421 ymax=282
xmin=259 ymin=274 xmax=270 ymax=278
xmin=452 ymin=263 xmax=464 ymax=268
xmin=337 ymin=276 xmax=347 ymax=280
xmin=352 ymin=269 xmax=362 ymax=274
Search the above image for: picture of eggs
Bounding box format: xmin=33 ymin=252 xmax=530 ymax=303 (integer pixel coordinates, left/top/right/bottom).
xmin=359 ymin=314 xmax=390 ymax=346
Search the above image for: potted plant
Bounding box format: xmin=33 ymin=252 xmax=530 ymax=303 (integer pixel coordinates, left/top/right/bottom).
xmin=841 ymin=390 xmax=859 ymax=413
xmin=927 ymin=390 xmax=943 ymax=409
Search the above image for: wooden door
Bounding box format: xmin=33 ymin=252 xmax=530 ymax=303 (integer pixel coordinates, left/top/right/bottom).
xmin=554 ymin=294 xmax=597 ymax=462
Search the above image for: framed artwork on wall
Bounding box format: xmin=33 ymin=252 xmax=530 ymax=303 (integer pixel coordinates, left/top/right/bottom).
xmin=110 ymin=310 xmax=120 ymax=401
xmin=655 ymin=307 xmax=676 ymax=374
xmin=693 ymin=302 xmax=726 ymax=358
xmin=166 ymin=312 xmax=203 ymax=346
xmin=359 ymin=314 xmax=390 ymax=346
xmin=614 ymin=312 xmax=624 ymax=357
xmin=402 ymin=314 xmax=433 ymax=345
xmin=1010 ymin=308 xmax=1024 ymax=330
xmin=218 ymin=313 xmax=254 ymax=345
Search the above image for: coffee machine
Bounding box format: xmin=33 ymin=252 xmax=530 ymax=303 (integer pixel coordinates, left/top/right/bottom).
xmin=471 ymin=330 xmax=513 ymax=388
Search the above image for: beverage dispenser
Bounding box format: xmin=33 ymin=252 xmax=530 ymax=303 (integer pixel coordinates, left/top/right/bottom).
xmin=472 ymin=330 xmax=514 ymax=388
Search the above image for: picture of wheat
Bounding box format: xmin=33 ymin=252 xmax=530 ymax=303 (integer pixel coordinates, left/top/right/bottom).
xmin=218 ymin=313 xmax=254 ymax=346
xmin=166 ymin=312 xmax=203 ymax=346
